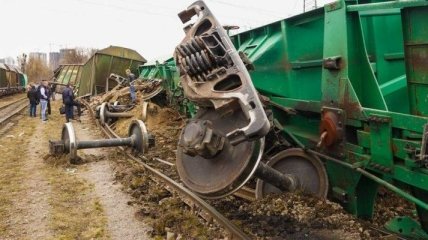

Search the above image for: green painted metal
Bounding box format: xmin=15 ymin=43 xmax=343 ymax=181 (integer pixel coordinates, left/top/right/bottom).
xmin=138 ymin=58 xmax=197 ymax=117
xmin=385 ymin=216 xmax=428 ymax=239
xmin=55 ymin=64 xmax=83 ymax=86
xmin=54 ymin=46 xmax=146 ymax=96
xmin=79 ymin=46 xmax=146 ymax=96
xmin=153 ymin=0 xmax=428 ymax=236
xmin=227 ymin=0 xmax=428 ymax=236
xmin=402 ymin=6 xmax=428 ymax=116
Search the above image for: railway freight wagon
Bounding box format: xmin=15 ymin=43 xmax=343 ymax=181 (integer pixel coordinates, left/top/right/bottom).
xmin=54 ymin=46 xmax=146 ymax=97
xmin=170 ymin=0 xmax=428 ymax=238
xmin=0 ymin=63 xmax=27 ymax=97
xmin=138 ymin=58 xmax=196 ymax=116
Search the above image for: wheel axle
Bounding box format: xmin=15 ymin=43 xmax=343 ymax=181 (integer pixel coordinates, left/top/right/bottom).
xmin=255 ymin=162 xmax=300 ymax=192
xmin=99 ymin=102 xmax=134 ymax=125
xmin=49 ymin=120 xmax=153 ymax=161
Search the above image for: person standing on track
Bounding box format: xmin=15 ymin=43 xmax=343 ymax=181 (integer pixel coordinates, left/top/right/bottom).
xmin=38 ymin=80 xmax=49 ymax=122
xmin=62 ymin=83 xmax=74 ymax=122
xmin=27 ymin=84 xmax=38 ymax=117
xmin=125 ymin=69 xmax=136 ymax=104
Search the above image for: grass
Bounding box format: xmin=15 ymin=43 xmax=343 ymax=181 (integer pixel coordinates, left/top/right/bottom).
xmin=43 ymin=100 xmax=110 ymax=240
xmin=0 ymin=117 xmax=35 ymax=237
xmin=0 ymin=100 xmax=110 ymax=239
xmin=44 ymin=166 xmax=109 ymax=240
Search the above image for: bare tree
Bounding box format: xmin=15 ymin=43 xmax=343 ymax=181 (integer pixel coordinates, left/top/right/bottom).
xmin=26 ymin=56 xmax=52 ymax=83
xmin=60 ymin=47 xmax=98 ymax=64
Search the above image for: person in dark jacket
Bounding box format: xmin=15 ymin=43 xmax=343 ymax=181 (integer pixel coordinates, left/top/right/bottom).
xmin=46 ymin=84 xmax=51 ymax=116
xmin=62 ymin=83 xmax=74 ymax=122
xmin=27 ymin=84 xmax=38 ymax=117
xmin=50 ymin=82 xmax=56 ymax=101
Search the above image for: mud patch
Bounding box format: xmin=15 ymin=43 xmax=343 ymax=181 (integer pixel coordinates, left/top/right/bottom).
xmin=111 ymin=151 xmax=226 ymax=239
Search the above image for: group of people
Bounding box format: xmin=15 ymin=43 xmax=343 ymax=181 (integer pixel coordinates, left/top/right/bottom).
xmin=26 ymin=68 xmax=136 ymax=123
xmin=26 ymin=80 xmax=55 ymax=122
xmin=27 ymin=80 xmax=81 ymax=123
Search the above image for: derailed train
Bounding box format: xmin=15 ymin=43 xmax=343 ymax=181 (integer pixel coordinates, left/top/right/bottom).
xmin=139 ymin=0 xmax=428 ymax=238
xmin=0 ymin=63 xmax=27 ymax=97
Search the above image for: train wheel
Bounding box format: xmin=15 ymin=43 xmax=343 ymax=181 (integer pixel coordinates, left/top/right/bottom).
xmin=256 ymin=148 xmax=328 ymax=199
xmin=176 ymin=108 xmax=264 ymax=199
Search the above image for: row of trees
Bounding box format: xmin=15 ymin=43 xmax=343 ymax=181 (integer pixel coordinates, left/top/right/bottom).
xmin=60 ymin=48 xmax=98 ymax=65
xmin=18 ymin=48 xmax=97 ymax=83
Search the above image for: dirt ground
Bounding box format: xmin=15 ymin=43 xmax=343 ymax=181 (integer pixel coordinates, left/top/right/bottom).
xmin=0 ymin=99 xmax=151 ymax=239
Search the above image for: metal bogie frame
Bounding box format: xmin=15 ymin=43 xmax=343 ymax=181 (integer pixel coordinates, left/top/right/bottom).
xmin=175 ymin=1 xmax=331 ymax=205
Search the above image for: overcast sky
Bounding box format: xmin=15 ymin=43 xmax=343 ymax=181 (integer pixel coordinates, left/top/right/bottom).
xmin=0 ymin=0 xmax=334 ymax=62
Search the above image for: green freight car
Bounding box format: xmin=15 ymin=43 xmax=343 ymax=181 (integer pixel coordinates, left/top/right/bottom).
xmin=138 ymin=58 xmax=196 ymax=116
xmin=54 ymin=46 xmax=146 ymax=96
xmin=231 ymin=1 xmax=428 ymax=236
xmin=0 ymin=63 xmax=27 ymax=97
xmin=167 ymin=0 xmax=428 ymax=238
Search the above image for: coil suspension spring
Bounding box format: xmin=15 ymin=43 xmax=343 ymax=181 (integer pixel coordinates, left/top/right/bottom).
xmin=177 ymin=36 xmax=217 ymax=82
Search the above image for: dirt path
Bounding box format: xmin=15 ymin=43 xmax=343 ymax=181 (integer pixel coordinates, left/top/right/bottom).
xmin=12 ymin=119 xmax=52 ymax=239
xmin=74 ymin=114 xmax=151 ymax=239
xmin=0 ymin=100 xmax=151 ymax=239
xmin=0 ymin=116 xmax=54 ymax=240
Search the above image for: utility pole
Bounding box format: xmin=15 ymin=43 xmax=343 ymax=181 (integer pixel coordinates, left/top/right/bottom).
xmin=303 ymin=0 xmax=317 ymax=12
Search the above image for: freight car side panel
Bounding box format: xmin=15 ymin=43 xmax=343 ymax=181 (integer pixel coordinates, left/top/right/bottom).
xmin=0 ymin=68 xmax=7 ymax=88
xmin=231 ymin=8 xmax=325 ymax=102
xmin=360 ymin=11 xmax=408 ymax=113
xmin=231 ymin=5 xmax=412 ymax=114
xmin=226 ymin=1 xmax=428 ymax=236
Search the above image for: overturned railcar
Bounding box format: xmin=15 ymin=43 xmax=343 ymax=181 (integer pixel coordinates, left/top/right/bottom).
xmin=170 ymin=0 xmax=428 ymax=238
xmin=138 ymin=58 xmax=196 ymax=116
xmin=54 ymin=46 xmax=146 ymax=96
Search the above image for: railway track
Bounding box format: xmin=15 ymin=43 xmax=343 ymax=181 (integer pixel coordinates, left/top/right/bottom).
xmin=0 ymin=97 xmax=28 ymax=125
xmin=80 ymin=99 xmax=413 ymax=240
xmin=81 ymin=100 xmax=250 ymax=240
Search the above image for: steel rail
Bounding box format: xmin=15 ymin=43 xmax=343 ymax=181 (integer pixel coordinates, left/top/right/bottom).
xmin=0 ymin=98 xmax=29 ymax=125
xmin=82 ymin=100 xmax=250 ymax=240
xmin=0 ymin=96 xmax=27 ymax=111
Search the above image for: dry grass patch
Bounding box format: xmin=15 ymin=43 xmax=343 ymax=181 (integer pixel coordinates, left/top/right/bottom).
xmin=44 ymin=166 xmax=109 ymax=240
xmin=43 ymin=101 xmax=110 ymax=239
xmin=0 ymin=117 xmax=36 ymax=236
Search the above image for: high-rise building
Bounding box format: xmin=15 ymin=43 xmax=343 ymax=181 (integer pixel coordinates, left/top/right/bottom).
xmin=29 ymin=52 xmax=47 ymax=65
xmin=49 ymin=52 xmax=60 ymax=70
xmin=0 ymin=57 xmax=16 ymax=65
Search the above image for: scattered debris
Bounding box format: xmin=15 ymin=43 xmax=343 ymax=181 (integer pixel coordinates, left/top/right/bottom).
xmin=65 ymin=168 xmax=77 ymax=174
